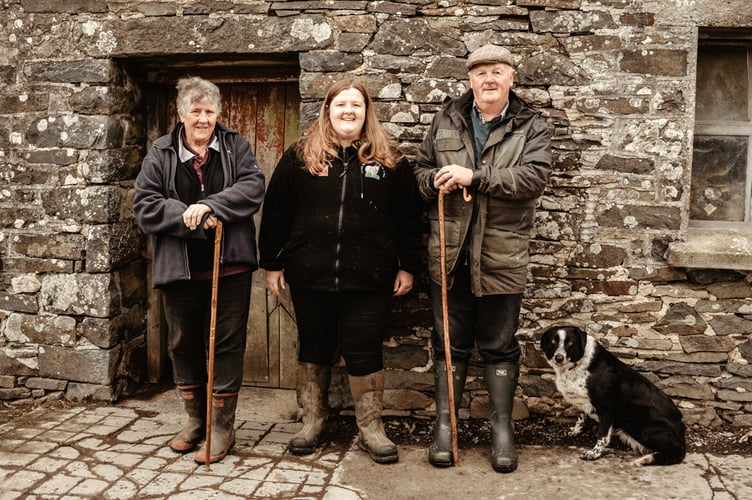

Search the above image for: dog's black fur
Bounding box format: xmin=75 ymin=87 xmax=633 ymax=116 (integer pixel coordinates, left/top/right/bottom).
xmin=540 ymin=325 xmax=686 ymax=465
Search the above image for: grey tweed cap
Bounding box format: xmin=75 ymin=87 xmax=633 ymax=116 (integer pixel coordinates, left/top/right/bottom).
xmin=465 ymin=44 xmax=514 ymax=70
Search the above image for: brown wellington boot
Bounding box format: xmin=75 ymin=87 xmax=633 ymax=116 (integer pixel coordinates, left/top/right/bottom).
xmin=349 ymin=371 xmax=398 ymax=464
xmin=169 ymin=384 xmax=206 ymax=453
xmin=194 ymin=392 xmax=238 ymax=465
xmin=289 ymin=363 xmax=331 ymax=455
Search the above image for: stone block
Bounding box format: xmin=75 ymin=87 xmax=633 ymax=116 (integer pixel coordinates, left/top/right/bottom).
xmin=39 ymin=345 xmax=120 ymax=385
xmin=97 ymin=16 xmax=331 ymax=57
xmin=25 ymin=59 xmax=114 ymax=83
xmin=299 ymin=51 xmax=363 ymax=72
xmin=371 ymin=19 xmax=465 ymax=57
xmin=384 ymin=344 xmax=429 ymax=371
xmin=679 ymin=335 xmax=737 ymax=354
xmin=66 ymin=382 xmax=117 ymax=402
xmin=621 ymin=49 xmax=688 ymax=77
xmin=332 ymin=14 xmax=377 ymax=33
xmin=2 ymin=257 xmax=75 ymax=274
xmin=660 ymin=376 xmax=715 ymax=400
xmin=40 ymin=273 xmax=120 ymax=318
xmin=384 ymin=389 xmax=431 ymax=410
xmin=0 ymin=206 xmax=46 ymax=228
xmin=653 ymin=302 xmax=707 ymax=335
xmin=717 ymin=389 xmax=752 ymax=403
xmin=596 ymin=154 xmax=654 ymax=175
xmin=25 ymin=377 xmax=67 ymax=391
xmin=0 ymin=387 xmax=32 ymax=400
xmin=709 ymin=315 xmax=752 ymax=337
xmin=24 ymin=148 xmax=79 ymax=166
xmin=707 ymin=282 xmax=752 ymax=299
xmin=5 ymin=313 xmax=76 ymax=346
xmin=26 ymin=115 xmax=124 ymax=150
xmin=81 ymin=147 xmax=142 ymax=184
xmin=78 ymin=317 xmax=120 ymax=349
xmin=597 ymin=205 xmax=681 ymax=231
xmin=0 ymin=347 xmax=38 ymax=376
xmin=0 ymin=291 xmax=40 ymax=314
xmin=338 ymin=33 xmax=371 ymax=53
xmin=636 ymin=360 xmax=721 ymax=377
xmin=10 ymin=232 xmax=86 ymax=260
xmin=42 ymin=185 xmax=123 ymax=224
xmin=20 ymin=0 xmax=107 ymax=13
xmin=529 ymin=9 xmax=616 ymax=34
xmin=86 ymin=223 xmax=142 ymax=272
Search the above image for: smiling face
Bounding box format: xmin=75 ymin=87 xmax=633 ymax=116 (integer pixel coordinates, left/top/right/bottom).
xmin=179 ymin=98 xmax=217 ymax=150
xmin=468 ymin=62 xmax=515 ymax=116
xmin=328 ymin=87 xmax=366 ymax=146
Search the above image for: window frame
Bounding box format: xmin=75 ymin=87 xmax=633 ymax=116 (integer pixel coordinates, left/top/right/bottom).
xmin=692 ymin=34 xmax=752 ymax=229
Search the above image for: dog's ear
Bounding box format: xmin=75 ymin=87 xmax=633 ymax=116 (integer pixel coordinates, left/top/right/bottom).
xmin=576 ymin=326 xmax=587 ymax=349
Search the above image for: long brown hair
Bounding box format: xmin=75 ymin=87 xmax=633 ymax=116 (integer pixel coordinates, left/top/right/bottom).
xmin=297 ymin=78 xmax=402 ymax=175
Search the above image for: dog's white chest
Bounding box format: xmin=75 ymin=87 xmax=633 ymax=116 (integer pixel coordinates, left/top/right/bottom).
xmin=553 ymin=338 xmax=597 ymax=417
xmin=555 ymin=367 xmax=593 ymax=413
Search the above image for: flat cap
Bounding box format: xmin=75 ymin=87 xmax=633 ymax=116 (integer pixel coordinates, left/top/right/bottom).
xmin=465 ymin=44 xmax=514 ymax=70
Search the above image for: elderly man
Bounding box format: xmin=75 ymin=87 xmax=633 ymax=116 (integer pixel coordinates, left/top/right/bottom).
xmin=414 ymin=44 xmax=552 ymax=472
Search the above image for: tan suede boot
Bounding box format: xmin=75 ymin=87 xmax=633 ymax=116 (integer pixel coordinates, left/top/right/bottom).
xmin=194 ymin=392 xmax=238 ymax=465
xmin=349 ymin=371 xmax=398 ymax=464
xmin=169 ymin=384 xmax=206 ymax=453
xmin=289 ymin=363 xmax=331 ymax=455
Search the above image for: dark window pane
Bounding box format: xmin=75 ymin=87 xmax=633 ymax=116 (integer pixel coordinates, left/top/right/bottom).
xmin=690 ymin=135 xmax=748 ymax=221
xmin=695 ymin=46 xmax=748 ymax=121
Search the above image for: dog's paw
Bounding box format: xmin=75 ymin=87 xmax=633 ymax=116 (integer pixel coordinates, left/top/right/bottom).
xmin=569 ymin=415 xmax=586 ymax=436
xmin=633 ymin=454 xmax=654 ymax=466
xmin=580 ymin=449 xmax=602 ymax=461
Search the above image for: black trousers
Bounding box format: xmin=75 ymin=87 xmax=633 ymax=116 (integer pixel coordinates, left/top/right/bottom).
xmin=160 ymin=271 xmax=252 ymax=393
xmin=290 ymin=288 xmax=391 ymax=377
xmin=431 ymin=260 xmax=522 ymax=364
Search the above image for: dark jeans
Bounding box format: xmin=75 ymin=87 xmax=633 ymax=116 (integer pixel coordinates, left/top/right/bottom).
xmin=431 ymin=261 xmax=522 ymax=364
xmin=290 ymin=288 xmax=391 ymax=376
xmin=160 ymin=271 xmax=252 ymax=393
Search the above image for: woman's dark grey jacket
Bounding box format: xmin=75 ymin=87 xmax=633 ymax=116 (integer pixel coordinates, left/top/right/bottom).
xmin=133 ymin=122 xmax=266 ymax=287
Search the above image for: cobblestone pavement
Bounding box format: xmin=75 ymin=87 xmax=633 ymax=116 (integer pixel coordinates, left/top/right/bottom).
xmin=1 ymin=387 xmax=751 ymax=499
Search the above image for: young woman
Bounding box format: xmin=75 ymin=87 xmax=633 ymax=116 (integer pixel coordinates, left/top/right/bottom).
xmin=259 ymin=78 xmax=422 ymax=464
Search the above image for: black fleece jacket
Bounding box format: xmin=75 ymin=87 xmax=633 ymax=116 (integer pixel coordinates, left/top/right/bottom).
xmin=259 ymin=144 xmax=423 ymax=292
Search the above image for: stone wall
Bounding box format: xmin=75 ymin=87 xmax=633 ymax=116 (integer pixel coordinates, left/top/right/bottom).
xmin=0 ymin=0 xmax=751 ymax=429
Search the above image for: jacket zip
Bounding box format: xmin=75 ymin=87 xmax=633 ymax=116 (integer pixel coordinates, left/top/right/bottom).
xmin=334 ymin=153 xmax=352 ymax=290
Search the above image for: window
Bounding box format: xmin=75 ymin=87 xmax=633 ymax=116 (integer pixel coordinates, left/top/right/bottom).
xmin=667 ymin=32 xmax=752 ymax=270
xmin=691 ymin=37 xmax=752 ymax=228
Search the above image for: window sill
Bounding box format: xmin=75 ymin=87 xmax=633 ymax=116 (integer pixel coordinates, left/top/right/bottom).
xmin=667 ymin=228 xmax=752 ymax=270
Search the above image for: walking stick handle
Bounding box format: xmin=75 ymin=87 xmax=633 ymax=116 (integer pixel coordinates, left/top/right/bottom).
xmin=205 ymin=220 xmax=223 ymax=470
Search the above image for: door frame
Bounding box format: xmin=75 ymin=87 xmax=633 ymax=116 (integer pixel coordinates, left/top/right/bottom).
xmin=136 ymin=56 xmax=301 ymax=387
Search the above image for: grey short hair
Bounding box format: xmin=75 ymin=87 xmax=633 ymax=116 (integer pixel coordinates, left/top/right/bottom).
xmin=176 ymin=77 xmax=222 ymax=117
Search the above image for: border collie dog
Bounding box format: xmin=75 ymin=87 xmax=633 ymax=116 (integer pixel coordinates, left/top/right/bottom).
xmin=540 ymin=325 xmax=686 ymax=466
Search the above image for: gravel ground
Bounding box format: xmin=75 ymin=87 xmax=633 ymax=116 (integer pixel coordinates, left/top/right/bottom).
xmin=328 ymin=414 xmax=752 ymax=456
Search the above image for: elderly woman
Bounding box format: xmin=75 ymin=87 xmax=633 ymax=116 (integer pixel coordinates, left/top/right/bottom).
xmin=133 ymin=76 xmax=265 ymax=465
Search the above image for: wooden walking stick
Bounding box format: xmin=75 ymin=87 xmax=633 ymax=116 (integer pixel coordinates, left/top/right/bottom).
xmin=438 ymin=187 xmax=471 ymax=466
xmin=205 ymin=219 xmax=223 ymax=470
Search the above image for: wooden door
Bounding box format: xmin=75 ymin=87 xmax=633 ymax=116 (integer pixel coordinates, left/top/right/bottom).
xmin=144 ymin=78 xmax=301 ymax=389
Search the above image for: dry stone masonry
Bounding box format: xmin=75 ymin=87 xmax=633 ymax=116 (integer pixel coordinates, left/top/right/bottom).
xmin=0 ymin=0 xmax=751 ymax=430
